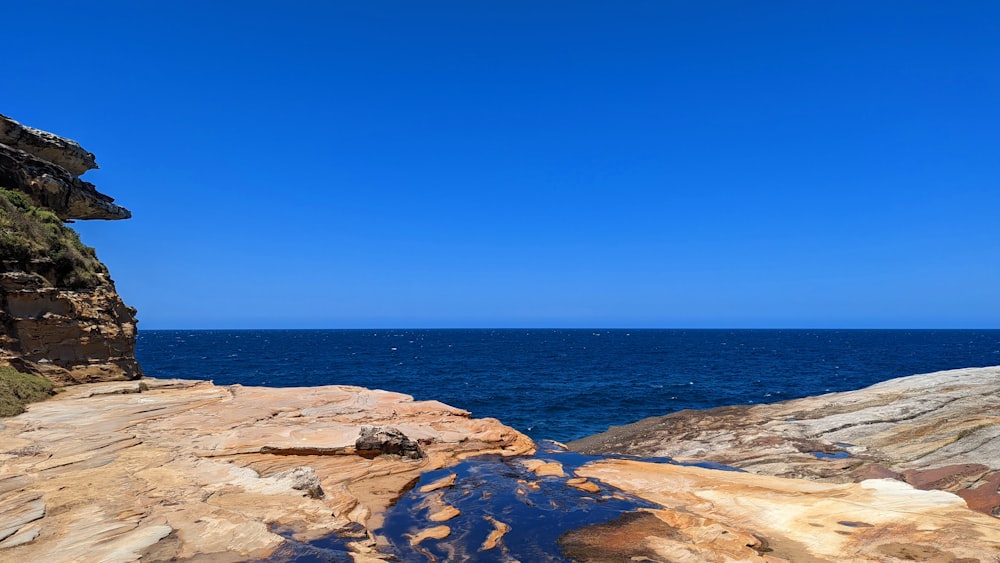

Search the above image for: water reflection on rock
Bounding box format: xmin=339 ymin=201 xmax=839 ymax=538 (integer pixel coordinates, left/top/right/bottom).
xmin=377 ymin=441 xmax=659 ymax=562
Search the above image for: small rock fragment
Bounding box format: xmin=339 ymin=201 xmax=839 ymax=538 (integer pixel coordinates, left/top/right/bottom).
xmin=418 ymin=473 xmax=457 ymax=493
xmin=407 ymin=525 xmax=450 ymax=546
xmin=480 ymin=517 xmax=511 ymax=551
xmin=521 ymin=459 xmax=566 ymax=477
xmin=566 ymin=477 xmax=601 ymax=493
xmin=355 ymin=425 xmax=423 ymax=460
xmin=428 ymin=505 xmax=461 ymax=522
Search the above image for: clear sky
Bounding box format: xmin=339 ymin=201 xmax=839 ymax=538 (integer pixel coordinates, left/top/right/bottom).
xmin=5 ymin=1 xmax=998 ymax=328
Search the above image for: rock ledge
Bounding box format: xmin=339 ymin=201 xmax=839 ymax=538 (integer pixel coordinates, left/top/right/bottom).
xmin=0 ymin=378 xmax=533 ymax=561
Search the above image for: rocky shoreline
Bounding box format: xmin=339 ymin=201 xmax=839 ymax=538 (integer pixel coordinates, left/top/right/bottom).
xmin=1 ymin=367 xmax=998 ymax=562
xmin=0 ymin=378 xmax=532 ymax=561
xmin=569 ymin=365 xmax=1000 ymax=519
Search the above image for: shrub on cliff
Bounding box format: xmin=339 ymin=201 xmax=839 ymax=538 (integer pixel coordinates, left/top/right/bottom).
xmin=0 ymin=365 xmax=54 ymax=416
xmin=0 ymin=187 xmax=106 ymax=289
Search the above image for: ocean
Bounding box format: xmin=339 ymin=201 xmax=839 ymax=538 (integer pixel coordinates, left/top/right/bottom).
xmin=136 ymin=329 xmax=1000 ymax=443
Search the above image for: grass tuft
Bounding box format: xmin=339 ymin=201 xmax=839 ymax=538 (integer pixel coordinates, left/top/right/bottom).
xmin=0 ymin=365 xmax=54 ymax=417
xmin=0 ymin=187 xmax=107 ymax=289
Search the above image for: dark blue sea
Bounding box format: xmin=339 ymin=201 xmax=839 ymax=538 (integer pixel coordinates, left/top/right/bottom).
xmin=135 ymin=329 xmax=1000 ymax=443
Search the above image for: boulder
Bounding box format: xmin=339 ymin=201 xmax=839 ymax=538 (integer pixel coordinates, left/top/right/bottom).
xmin=356 ymin=425 xmax=423 ymax=460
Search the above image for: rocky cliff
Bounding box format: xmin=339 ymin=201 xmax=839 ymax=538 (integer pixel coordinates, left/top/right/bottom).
xmin=0 ymin=114 xmax=140 ymax=384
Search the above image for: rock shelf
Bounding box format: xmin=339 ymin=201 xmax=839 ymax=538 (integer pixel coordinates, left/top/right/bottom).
xmin=0 ymin=378 xmax=532 ymax=561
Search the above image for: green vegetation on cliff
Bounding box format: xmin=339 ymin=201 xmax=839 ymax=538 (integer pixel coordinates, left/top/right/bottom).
xmin=0 ymin=187 xmax=107 ymax=289
xmin=0 ymin=365 xmax=54 ymax=416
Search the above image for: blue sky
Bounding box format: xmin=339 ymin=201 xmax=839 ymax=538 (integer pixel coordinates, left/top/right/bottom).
xmin=5 ymin=1 xmax=998 ymax=328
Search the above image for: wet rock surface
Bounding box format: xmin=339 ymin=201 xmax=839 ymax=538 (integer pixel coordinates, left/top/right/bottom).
xmin=377 ymin=442 xmax=661 ymax=562
xmin=380 ymin=431 xmax=1000 ymax=562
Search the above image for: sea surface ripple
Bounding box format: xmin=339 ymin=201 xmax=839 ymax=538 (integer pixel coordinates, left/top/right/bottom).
xmin=137 ymin=329 xmax=1000 ymax=443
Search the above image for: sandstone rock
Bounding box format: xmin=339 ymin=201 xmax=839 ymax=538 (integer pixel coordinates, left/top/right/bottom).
xmin=0 ymin=378 xmax=533 ymax=561
xmin=271 ymin=466 xmax=325 ymax=499
xmin=0 ymin=492 xmax=45 ymax=544
xmin=0 ymin=116 xmax=140 ymax=384
xmin=0 ymin=114 xmax=97 ymax=176
xmin=418 ymin=473 xmax=457 ymax=493
xmin=407 ymin=525 xmax=450 ymax=546
xmin=520 ymin=458 xmax=566 ymax=477
xmin=565 ymin=476 xmax=601 ymax=493
xmin=1 ymin=272 xmax=142 ymax=383
xmin=576 ymin=459 xmax=1000 ymax=562
xmin=479 ymin=516 xmax=510 ymax=552
xmin=420 ymin=491 xmax=461 ymax=523
xmin=0 ymin=142 xmax=129 ymax=221
xmin=570 ymin=365 xmax=1000 ymax=516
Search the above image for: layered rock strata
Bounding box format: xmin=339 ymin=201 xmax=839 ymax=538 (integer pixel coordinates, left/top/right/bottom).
xmin=0 ymin=114 xmax=140 ymax=382
xmin=385 ymin=434 xmax=1000 ymax=562
xmin=0 ymin=114 xmax=129 ymax=220
xmin=0 ymin=378 xmax=534 ymax=561
xmin=2 ymin=370 xmax=1000 ymax=561
xmin=570 ymin=365 xmax=1000 ymax=517
xmin=573 ymin=458 xmax=1000 ymax=562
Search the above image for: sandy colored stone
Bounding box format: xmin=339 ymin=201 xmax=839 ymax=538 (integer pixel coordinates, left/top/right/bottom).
xmin=570 ymin=366 xmax=1000 ymax=515
xmin=520 ymin=458 xmax=566 ymax=477
xmin=418 ymin=473 xmax=457 ymax=493
xmin=577 ymin=458 xmax=1000 ymax=562
xmin=407 ymin=525 xmax=450 ymax=546
xmin=0 ymin=115 xmax=128 ymax=220
xmin=427 ymin=505 xmax=461 ymax=523
xmin=1 ymin=273 xmax=141 ymax=383
xmin=0 ymin=492 xmax=44 ymax=543
xmin=1 ymin=115 xmax=139 ymax=383
xmin=479 ymin=516 xmax=510 ymax=551
xmin=0 ymin=377 xmax=533 ymax=561
xmin=565 ymin=476 xmax=601 ymax=493
xmin=0 ymin=113 xmax=97 ymax=176
xmin=415 ymin=490 xmax=461 ymax=523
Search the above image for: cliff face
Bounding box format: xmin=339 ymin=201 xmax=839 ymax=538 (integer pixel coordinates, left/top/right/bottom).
xmin=0 ymin=114 xmax=140 ymax=384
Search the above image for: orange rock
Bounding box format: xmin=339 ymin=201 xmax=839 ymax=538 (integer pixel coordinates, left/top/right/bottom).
xmin=0 ymin=378 xmax=533 ymax=561
xmin=578 ymin=458 xmax=1000 ymax=561
xmin=565 ymin=477 xmax=601 ymax=493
